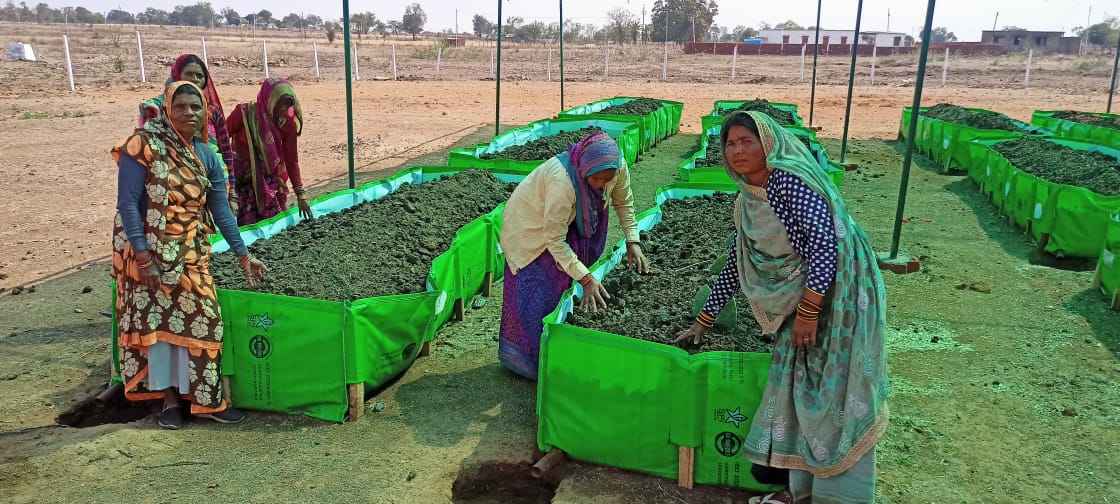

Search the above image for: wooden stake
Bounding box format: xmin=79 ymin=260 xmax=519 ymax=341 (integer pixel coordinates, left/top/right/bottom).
xmin=531 ymin=449 xmax=565 ymax=479
xmin=677 ymin=446 xmax=695 ymax=489
xmin=1111 ymin=289 xmax=1120 ymax=311
xmin=482 ymin=271 xmax=494 ymax=297
xmin=453 ymin=298 xmax=466 ymax=321
xmin=348 ymin=383 xmax=364 ymax=422
xmin=420 ymin=341 xmax=431 ymax=357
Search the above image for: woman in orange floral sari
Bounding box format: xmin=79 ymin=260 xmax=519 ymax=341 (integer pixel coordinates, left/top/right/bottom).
xmin=112 ymin=81 xmax=268 ymax=429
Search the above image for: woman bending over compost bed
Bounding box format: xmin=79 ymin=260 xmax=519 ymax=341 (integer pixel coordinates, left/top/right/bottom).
xmin=675 ymin=112 xmax=888 ymax=504
xmin=138 ymin=54 xmax=236 ymax=212
xmin=113 ymin=81 xmax=269 ymax=430
xmin=227 ymin=77 xmax=311 ymax=226
xmin=498 ymin=131 xmax=650 ymax=379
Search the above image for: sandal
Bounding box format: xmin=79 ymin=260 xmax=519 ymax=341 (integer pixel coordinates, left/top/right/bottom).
xmin=158 ymin=405 xmax=184 ymax=430
xmin=195 ymin=407 xmax=245 ymax=424
xmin=748 ymin=490 xmax=795 ymax=504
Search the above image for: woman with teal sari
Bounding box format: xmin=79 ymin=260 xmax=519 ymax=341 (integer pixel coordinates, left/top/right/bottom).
xmin=676 ymin=112 xmax=889 ymax=503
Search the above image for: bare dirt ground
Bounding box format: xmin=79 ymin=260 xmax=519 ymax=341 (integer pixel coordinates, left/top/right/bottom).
xmin=1 ymin=22 xmax=1118 ymax=503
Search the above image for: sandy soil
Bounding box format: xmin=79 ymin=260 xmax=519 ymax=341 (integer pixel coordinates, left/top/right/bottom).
xmin=1 ymin=22 xmax=1119 ymax=504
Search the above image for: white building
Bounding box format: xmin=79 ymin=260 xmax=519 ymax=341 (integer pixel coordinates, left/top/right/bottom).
xmin=757 ymin=30 xmax=908 ymax=47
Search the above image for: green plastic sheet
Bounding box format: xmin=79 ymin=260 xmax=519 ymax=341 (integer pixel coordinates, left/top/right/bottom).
xmin=536 ymin=182 xmax=781 ymax=492
xmin=447 ymin=117 xmax=641 ymax=173
xmin=112 ymin=166 xmax=527 ymax=422
xmin=701 ymin=100 xmax=804 ymax=131
xmin=899 ymin=106 xmax=1045 ymax=174
xmin=1098 ymin=210 xmax=1120 ymax=306
xmin=558 ymin=96 xmax=685 ymax=153
xmin=964 ymin=138 xmax=1120 ymax=258
xmin=1032 ymin=110 xmax=1120 ymax=150
xmin=678 ymin=123 xmax=845 ymax=188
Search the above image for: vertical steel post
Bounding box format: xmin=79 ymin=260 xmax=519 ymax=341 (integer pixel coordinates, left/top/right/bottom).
xmin=495 ymin=0 xmax=503 ymax=136
xmin=840 ymin=0 xmax=865 ymax=163
xmin=342 ymin=0 xmax=356 ymax=188
xmin=808 ymin=0 xmax=822 ymax=126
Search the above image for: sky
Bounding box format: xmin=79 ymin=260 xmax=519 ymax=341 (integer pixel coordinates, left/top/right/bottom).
xmin=85 ymin=0 xmax=1113 ymax=40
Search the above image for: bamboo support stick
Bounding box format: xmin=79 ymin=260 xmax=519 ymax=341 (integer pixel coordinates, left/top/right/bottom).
xmin=531 ymin=449 xmax=565 ymax=479
xmin=678 ymin=446 xmax=695 ymax=489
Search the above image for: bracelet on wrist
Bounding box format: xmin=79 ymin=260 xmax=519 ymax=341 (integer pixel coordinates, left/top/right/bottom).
xmin=238 ymin=254 xmax=252 ymax=267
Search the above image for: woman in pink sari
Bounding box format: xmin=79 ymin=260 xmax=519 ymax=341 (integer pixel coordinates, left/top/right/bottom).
xmin=226 ymin=78 xmax=312 ymax=226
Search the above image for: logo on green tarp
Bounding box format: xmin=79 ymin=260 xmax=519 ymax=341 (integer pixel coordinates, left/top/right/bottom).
xmin=248 ymin=313 xmax=275 ymax=331
xmin=715 ymin=431 xmax=743 ymax=458
xmin=724 ymin=407 xmax=748 ymax=428
xmin=249 ymin=335 xmax=272 ymax=359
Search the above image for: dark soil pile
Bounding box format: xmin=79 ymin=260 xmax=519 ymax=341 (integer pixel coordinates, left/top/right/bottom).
xmin=992 ymin=137 xmax=1120 ymax=196
xmin=696 ymin=134 xmax=814 ymax=168
xmin=1053 ymin=111 xmax=1120 ymax=130
xmin=567 ymin=194 xmax=773 ymax=354
xmin=598 ymin=97 xmax=664 ymax=116
xmin=480 ymin=127 xmax=602 ymax=161
xmin=717 ymin=99 xmax=797 ymax=126
xmin=920 ymin=103 xmax=1024 ymax=132
xmin=211 ymin=170 xmax=515 ymax=301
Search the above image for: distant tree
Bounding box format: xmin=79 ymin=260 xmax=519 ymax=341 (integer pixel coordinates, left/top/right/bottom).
xmin=472 ymin=14 xmax=493 ymax=38
xmin=305 ymin=14 xmax=321 ymax=28
xmin=256 ymin=9 xmax=272 ymax=27
xmin=606 ymin=7 xmax=635 ymax=44
xmin=34 ymin=3 xmax=56 ymax=23
xmin=281 ymin=12 xmax=302 ymax=29
xmin=650 ymin=0 xmax=719 ymax=44
xmin=757 ymin=21 xmax=772 ymax=30
xmin=386 ymin=19 xmax=404 ymax=34
xmin=136 ymin=7 xmax=170 ymax=25
xmin=401 ymin=3 xmax=426 ymax=40
xmin=904 ymin=34 xmax=915 ymax=46
xmin=1084 ymin=18 xmax=1120 ymax=47
xmin=106 ymin=8 xmax=133 ymax=23
xmin=221 ymin=7 xmax=239 ymax=25
xmin=721 ymin=25 xmax=757 ymax=42
xmin=325 ymin=21 xmax=338 ymax=43
xmin=1000 ymin=25 xmax=1023 ymax=31
xmin=930 ymin=26 xmax=956 ymax=43
xmin=520 ymin=20 xmax=545 ymax=42
xmin=774 ymin=19 xmax=804 ymax=30
xmin=0 ymin=1 xmax=15 ymax=22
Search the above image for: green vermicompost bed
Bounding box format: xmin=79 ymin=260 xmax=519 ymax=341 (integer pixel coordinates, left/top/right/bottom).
xmin=536 ymin=182 xmax=784 ymax=492
xmin=1032 ymin=110 xmax=1120 ymax=150
xmin=558 ymin=96 xmax=684 ymax=153
xmin=447 ymin=117 xmax=641 ymax=173
xmin=1096 ymin=210 xmax=1120 ymax=309
xmin=700 ymin=100 xmax=804 ymax=131
xmin=898 ymin=106 xmax=1046 ymax=174
xmin=961 ymin=138 xmax=1120 ymax=258
xmin=112 ymin=166 xmax=527 ymax=423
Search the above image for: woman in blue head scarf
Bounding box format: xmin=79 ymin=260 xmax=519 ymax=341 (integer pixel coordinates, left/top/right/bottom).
xmin=498 ymin=131 xmax=650 ymax=379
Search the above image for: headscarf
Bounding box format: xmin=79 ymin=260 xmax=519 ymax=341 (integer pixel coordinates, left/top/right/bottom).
xmin=235 ymin=77 xmax=304 ymax=210
xmin=561 ymin=131 xmax=620 ymax=238
xmin=113 ymin=81 xmax=214 ymax=261
xmin=139 ymin=54 xmax=224 ymax=134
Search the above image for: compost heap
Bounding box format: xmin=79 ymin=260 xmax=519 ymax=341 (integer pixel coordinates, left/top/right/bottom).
xmin=1053 ymin=111 xmax=1120 ymax=130
xmin=920 ymin=103 xmax=1024 ymax=132
xmin=567 ymin=194 xmax=773 ymax=354
xmin=480 ymin=126 xmax=603 ymax=161
xmin=718 ymin=99 xmax=797 ymax=126
xmin=597 ymin=98 xmax=664 ymax=116
xmin=211 ymin=170 xmax=516 ymax=300
xmin=991 ymin=137 xmax=1120 ymax=196
xmin=696 ymin=134 xmax=814 ymax=168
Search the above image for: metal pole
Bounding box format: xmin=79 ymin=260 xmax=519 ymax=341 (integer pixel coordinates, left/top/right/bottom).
xmin=1024 ymin=49 xmax=1033 ymax=88
xmin=495 ymin=0 xmax=503 ymax=137
xmin=391 ymin=44 xmax=397 ymax=80
xmin=547 ymin=45 xmax=552 ymax=82
xmin=342 ymin=0 xmax=356 ymax=188
xmin=809 ymin=0 xmax=822 ymax=126
xmin=313 ymin=42 xmax=320 ymax=79
xmin=435 ymin=46 xmax=441 ymax=78
xmin=1109 ymin=31 xmax=1120 ymax=113
xmin=263 ymin=40 xmax=269 ymax=79
xmin=941 ymin=47 xmax=948 ymax=87
xmin=63 ymin=35 xmax=74 ymax=91
xmin=890 ymin=0 xmax=937 ymax=260
xmin=731 ymin=43 xmax=738 ymax=82
xmin=560 ymin=0 xmax=565 ymax=110
xmin=136 ymin=31 xmax=146 ymax=83
xmin=604 ymin=47 xmax=609 ymax=81
xmin=840 ymin=0 xmax=865 ymax=163
xmin=490 ymin=48 xmax=495 ymax=78
xmin=800 ymin=44 xmax=806 ymax=83
xmin=662 ymin=7 xmax=669 ymax=81
xmin=354 ymin=43 xmax=361 ymax=80
xmin=201 ymin=37 xmax=207 ymax=66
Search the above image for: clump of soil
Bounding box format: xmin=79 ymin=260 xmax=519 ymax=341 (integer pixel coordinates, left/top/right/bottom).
xmin=480 ymin=127 xmax=602 ymax=161
xmin=718 ymin=99 xmax=797 ymax=125
xmin=597 ymin=97 xmax=665 ymax=116
xmin=991 ymin=137 xmax=1120 ymax=196
xmin=696 ymin=134 xmax=813 ymax=168
xmin=211 ymin=170 xmax=515 ymax=301
xmin=567 ymin=194 xmax=773 ymax=354
xmin=920 ymin=103 xmax=1025 ymax=132
xmin=1053 ymin=111 xmax=1120 ymax=130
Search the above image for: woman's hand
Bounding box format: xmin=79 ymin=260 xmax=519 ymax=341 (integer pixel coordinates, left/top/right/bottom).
xmin=626 ymin=242 xmax=650 ymax=274
xmin=674 ymin=321 xmax=708 ymax=345
xmin=134 ymin=250 xmax=161 ymax=290
xmin=240 ymin=256 xmax=269 ymax=287
xmin=297 ymin=197 xmax=313 ymax=221
xmin=579 ymin=275 xmax=611 ymax=312
xmin=791 ymin=316 xmax=818 ymax=348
